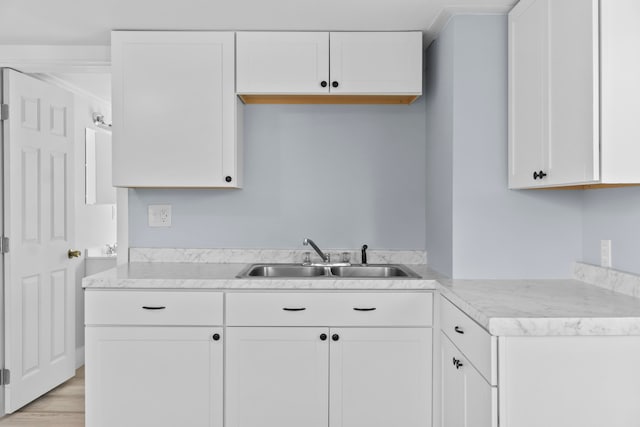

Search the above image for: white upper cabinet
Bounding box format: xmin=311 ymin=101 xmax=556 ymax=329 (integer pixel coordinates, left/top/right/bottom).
xmin=509 ymin=0 xmax=640 ymax=189
xmin=236 ymin=32 xmax=329 ymax=94
xmin=112 ymin=31 xmax=241 ymax=188
xmin=329 ymin=32 xmax=422 ymax=94
xmin=236 ymin=31 xmax=422 ymax=102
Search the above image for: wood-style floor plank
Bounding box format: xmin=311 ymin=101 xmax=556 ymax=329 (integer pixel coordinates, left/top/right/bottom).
xmin=0 ymin=367 xmax=85 ymax=427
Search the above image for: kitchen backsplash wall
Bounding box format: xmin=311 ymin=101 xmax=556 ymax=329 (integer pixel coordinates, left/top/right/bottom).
xmin=582 ymin=187 xmax=640 ymax=275
xmin=129 ymin=100 xmax=427 ymax=250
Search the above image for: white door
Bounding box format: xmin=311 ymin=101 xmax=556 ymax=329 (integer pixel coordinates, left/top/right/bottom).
xmin=2 ymin=69 xmax=75 ymax=412
xmin=225 ymin=327 xmax=329 ymax=427
xmin=85 ymin=326 xmax=223 ymax=427
xmin=236 ymin=32 xmax=330 ymax=94
xmin=329 ymin=32 xmax=423 ymax=94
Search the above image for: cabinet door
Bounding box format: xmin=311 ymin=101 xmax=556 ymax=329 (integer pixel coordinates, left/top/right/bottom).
xmin=508 ymin=0 xmax=548 ymax=188
xmin=236 ymin=32 xmax=329 ymax=93
xmin=329 ymin=328 xmax=432 ymax=427
xmin=441 ymin=333 xmax=496 ymax=427
xmin=509 ymin=0 xmax=599 ymax=188
xmin=329 ymin=32 xmax=422 ymax=94
xmin=85 ymin=326 xmax=223 ymax=427
xmin=112 ymin=31 xmax=239 ymax=188
xmin=226 ymin=327 xmax=329 ymax=427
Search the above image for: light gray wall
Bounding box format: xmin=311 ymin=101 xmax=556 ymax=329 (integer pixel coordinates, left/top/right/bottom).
xmin=582 ymin=187 xmax=640 ymax=275
xmin=129 ymin=102 xmax=427 ymax=250
xmin=425 ymin=18 xmax=455 ymax=277
xmin=425 ymin=15 xmax=584 ymax=279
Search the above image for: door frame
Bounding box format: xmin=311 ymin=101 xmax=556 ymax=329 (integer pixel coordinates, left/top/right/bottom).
xmin=0 ymin=46 xmax=122 ymax=418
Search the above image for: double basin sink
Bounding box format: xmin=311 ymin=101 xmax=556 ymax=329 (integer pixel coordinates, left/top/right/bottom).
xmin=237 ymin=264 xmax=421 ymax=279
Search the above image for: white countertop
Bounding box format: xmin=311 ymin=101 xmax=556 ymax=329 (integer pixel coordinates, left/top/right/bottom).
xmin=83 ymin=262 xmax=640 ymax=337
xmin=439 ymin=279 xmax=640 ymax=336
xmin=82 ymin=263 xmax=439 ymax=290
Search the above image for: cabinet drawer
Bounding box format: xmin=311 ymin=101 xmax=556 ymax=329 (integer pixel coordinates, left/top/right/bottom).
xmin=85 ymin=290 xmax=223 ymax=326
xmin=226 ymin=292 xmax=432 ymax=327
xmin=440 ymin=296 xmax=497 ymax=385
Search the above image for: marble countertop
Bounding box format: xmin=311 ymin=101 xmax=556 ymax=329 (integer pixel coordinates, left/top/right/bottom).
xmin=83 ymin=261 xmax=640 ymax=337
xmin=439 ymin=279 xmax=640 ymax=336
xmin=82 ymin=263 xmax=439 ymax=290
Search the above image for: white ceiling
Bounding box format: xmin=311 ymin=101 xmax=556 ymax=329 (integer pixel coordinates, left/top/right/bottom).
xmin=0 ymin=0 xmax=517 ymax=45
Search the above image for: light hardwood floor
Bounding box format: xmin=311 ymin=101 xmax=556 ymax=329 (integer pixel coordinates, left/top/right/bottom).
xmin=0 ymin=367 xmax=85 ymax=427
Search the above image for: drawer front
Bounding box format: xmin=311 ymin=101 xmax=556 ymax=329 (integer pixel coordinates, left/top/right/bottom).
xmin=226 ymin=292 xmax=433 ymax=327
xmin=440 ymin=296 xmax=496 ymax=385
xmin=85 ymin=290 xmax=223 ymax=326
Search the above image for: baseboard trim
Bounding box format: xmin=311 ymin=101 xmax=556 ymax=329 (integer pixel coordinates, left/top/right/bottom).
xmin=75 ymin=346 xmax=85 ymax=369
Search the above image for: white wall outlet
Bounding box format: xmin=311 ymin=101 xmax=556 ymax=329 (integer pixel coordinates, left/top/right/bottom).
xmin=148 ymin=204 xmax=172 ymax=227
xmin=600 ymin=240 xmax=612 ymax=268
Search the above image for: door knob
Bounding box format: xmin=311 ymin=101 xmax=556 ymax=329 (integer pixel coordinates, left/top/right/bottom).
xmin=67 ymin=249 xmax=81 ymax=259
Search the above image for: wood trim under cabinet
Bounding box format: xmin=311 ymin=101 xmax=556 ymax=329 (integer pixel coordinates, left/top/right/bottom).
xmin=531 ymin=183 xmax=640 ymax=190
xmin=238 ymin=94 xmax=420 ymax=105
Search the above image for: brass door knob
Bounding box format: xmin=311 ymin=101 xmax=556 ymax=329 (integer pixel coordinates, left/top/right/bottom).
xmin=67 ymin=250 xmax=81 ymax=259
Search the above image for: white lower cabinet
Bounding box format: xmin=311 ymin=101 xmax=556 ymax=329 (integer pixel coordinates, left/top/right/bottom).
xmin=441 ymin=332 xmax=496 ymax=427
xmin=225 ymin=327 xmax=329 ymax=427
xmin=329 ymin=327 xmax=432 ymax=427
xmin=85 ymin=326 xmax=223 ymax=427
xmin=226 ymin=326 xmax=432 ymax=427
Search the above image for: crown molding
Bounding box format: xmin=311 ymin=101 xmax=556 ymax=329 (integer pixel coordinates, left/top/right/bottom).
xmin=0 ymin=45 xmax=110 ymax=73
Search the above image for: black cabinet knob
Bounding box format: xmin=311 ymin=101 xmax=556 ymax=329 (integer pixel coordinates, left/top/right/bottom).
xmin=320 ymin=333 xmax=328 ymax=341
xmin=332 ymin=334 xmax=340 ymax=341
xmin=321 ymin=81 xmax=328 ymax=87
xmin=225 ymin=176 xmax=232 ymax=183
xmin=332 ymin=81 xmax=339 ymax=88
xmin=454 ymin=326 xmax=464 ymax=334
xmin=533 ymin=170 xmax=548 ymax=180
xmin=212 ymin=333 xmax=221 ymax=341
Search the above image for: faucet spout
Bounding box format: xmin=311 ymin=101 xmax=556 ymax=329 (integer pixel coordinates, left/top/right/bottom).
xmin=303 ymin=238 xmax=329 ymax=263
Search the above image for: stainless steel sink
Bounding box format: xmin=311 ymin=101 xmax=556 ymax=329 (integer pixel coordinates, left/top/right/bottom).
xmin=236 ymin=264 xmax=420 ymax=279
xmin=329 ymin=265 xmax=420 ymax=278
xmin=241 ymin=264 xmax=328 ymax=277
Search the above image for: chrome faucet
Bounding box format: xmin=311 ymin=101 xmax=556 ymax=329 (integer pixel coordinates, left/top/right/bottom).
xmin=303 ymin=238 xmax=330 ymax=263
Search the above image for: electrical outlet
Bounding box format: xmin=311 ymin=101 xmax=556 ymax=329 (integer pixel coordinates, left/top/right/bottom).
xmin=600 ymin=240 xmax=612 ymax=268
xmin=148 ymin=204 xmax=172 ymax=227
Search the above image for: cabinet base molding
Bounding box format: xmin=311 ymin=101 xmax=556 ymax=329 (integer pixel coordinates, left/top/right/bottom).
xmin=238 ymin=94 xmax=420 ymax=105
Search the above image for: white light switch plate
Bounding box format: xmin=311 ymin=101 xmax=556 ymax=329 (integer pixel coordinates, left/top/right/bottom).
xmin=148 ymin=204 xmax=172 ymax=227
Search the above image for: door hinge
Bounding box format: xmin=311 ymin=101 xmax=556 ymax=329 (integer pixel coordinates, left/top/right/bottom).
xmin=0 ymin=104 xmax=8 ymax=121
xmin=1 ymin=369 xmax=9 ymax=386
xmin=0 ymin=237 xmax=8 ymax=254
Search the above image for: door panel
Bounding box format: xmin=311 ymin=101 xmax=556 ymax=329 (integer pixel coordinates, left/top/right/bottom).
xmin=86 ymin=326 xmax=223 ymax=427
xmin=330 ymin=328 xmax=432 ymax=427
xmin=3 ymin=69 xmax=75 ymax=412
xmin=225 ymin=327 xmax=329 ymax=427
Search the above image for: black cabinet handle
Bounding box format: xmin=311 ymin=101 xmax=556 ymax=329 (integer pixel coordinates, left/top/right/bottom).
xmin=212 ymin=333 xmax=221 ymax=341
xmin=456 ymin=360 xmax=464 ymax=370
xmin=353 ymin=307 xmax=376 ymax=312
xmin=225 ymin=176 xmax=232 ymax=183
xmin=533 ymin=170 xmax=548 ymax=180
xmin=452 ymin=357 xmax=457 ymax=366
xmin=320 ymin=333 xmax=328 ymax=341
xmin=321 ymin=81 xmax=328 ymax=87
xmin=332 ymin=81 xmax=339 ymax=88
xmin=142 ymin=306 xmax=166 ymax=310
xmin=454 ymin=326 xmax=464 ymax=334
xmin=332 ymin=334 xmax=340 ymax=341
xmin=282 ymin=307 xmax=306 ymax=312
